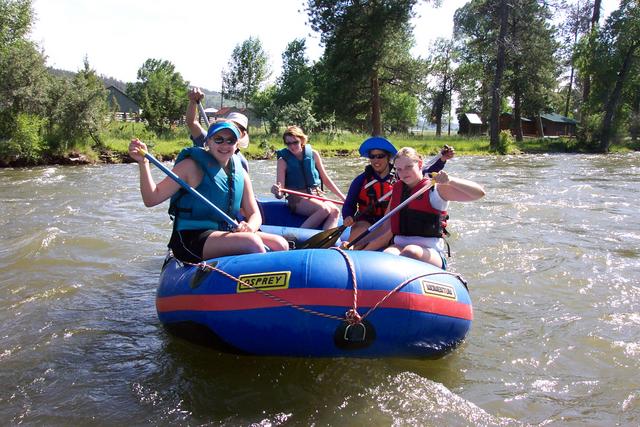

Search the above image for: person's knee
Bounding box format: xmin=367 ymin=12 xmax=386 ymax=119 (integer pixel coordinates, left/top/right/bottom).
xmin=245 ymin=234 xmax=267 ymax=253
xmin=272 ymin=235 xmax=289 ymax=251
xmin=319 ymin=203 xmax=330 ymax=215
xmin=400 ymin=245 xmax=422 ymax=260
xmin=384 ymin=246 xmax=400 ymax=255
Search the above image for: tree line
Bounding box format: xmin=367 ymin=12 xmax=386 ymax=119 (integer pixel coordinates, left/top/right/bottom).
xmin=1 ymin=0 xmax=638 ymax=166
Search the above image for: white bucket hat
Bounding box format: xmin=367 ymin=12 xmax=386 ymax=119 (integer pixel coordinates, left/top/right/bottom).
xmin=226 ymin=112 xmax=249 ymax=148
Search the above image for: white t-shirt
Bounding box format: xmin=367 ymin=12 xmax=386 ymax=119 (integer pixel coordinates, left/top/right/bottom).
xmin=393 ymin=185 xmax=448 ymax=252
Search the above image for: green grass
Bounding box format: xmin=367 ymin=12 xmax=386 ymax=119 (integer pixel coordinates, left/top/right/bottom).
xmin=102 ymin=123 xmax=493 ymax=161
xmin=100 ymin=122 xmax=637 ymax=161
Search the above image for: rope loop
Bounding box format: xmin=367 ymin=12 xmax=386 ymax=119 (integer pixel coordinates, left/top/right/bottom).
xmin=345 ymin=308 xmax=363 ymax=325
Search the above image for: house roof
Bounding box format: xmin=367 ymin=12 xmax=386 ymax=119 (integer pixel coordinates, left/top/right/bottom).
xmin=540 ymin=113 xmax=578 ymax=125
xmin=106 ymin=85 xmax=140 ymax=112
xmin=501 ymin=112 xmax=533 ymax=122
xmin=465 ymin=113 xmax=483 ymax=125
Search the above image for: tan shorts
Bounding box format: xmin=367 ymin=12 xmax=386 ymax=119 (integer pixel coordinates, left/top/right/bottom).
xmin=286 ymin=187 xmax=324 ymax=213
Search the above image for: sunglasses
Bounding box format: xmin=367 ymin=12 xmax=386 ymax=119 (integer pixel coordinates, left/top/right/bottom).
xmin=212 ymin=136 xmax=237 ymax=145
xmin=368 ymin=153 xmax=387 ymax=160
xmin=285 ymin=139 xmax=300 ymax=145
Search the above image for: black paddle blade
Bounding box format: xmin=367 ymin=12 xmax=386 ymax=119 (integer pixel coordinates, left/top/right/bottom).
xmin=298 ymin=225 xmax=346 ymax=249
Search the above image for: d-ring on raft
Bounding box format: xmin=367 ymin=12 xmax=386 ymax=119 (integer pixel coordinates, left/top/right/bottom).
xmin=156 ymin=199 xmax=473 ymax=359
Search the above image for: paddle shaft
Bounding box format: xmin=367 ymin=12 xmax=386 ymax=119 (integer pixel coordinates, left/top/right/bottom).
xmin=139 ymin=148 xmax=239 ymax=229
xmin=298 ymin=187 xmax=393 ymax=249
xmin=197 ymin=100 xmax=210 ymax=128
xmin=346 ymin=180 xmax=434 ymax=249
xmin=280 ymin=188 xmax=344 ymax=205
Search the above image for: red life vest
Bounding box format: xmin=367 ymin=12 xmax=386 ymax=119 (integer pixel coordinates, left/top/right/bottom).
xmin=389 ymin=178 xmax=448 ymax=237
xmin=356 ymin=167 xmax=393 ymax=218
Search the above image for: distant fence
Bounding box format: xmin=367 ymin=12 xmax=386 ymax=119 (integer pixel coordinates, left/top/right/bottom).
xmin=110 ymin=112 xmax=142 ymax=122
xmin=107 ymin=113 xmax=190 ymax=126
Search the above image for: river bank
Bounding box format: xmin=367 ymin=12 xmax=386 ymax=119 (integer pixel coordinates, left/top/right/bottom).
xmin=1 ymin=131 xmax=637 ymax=168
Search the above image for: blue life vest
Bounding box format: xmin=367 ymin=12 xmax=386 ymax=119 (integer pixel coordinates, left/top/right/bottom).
xmin=168 ymin=147 xmax=244 ymax=231
xmin=276 ymin=144 xmax=321 ymax=192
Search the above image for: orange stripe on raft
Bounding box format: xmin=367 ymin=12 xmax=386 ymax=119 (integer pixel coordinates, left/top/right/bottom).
xmin=156 ymin=288 xmax=473 ymax=320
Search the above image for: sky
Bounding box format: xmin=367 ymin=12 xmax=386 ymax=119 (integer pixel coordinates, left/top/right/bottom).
xmin=30 ymin=0 xmax=618 ymax=92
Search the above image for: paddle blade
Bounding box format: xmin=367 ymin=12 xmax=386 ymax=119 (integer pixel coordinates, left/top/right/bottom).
xmin=298 ymin=226 xmax=346 ymax=249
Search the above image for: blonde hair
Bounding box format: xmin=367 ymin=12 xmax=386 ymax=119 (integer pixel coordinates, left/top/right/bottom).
xmin=393 ymin=147 xmax=422 ymax=164
xmin=283 ymin=125 xmax=308 ymax=147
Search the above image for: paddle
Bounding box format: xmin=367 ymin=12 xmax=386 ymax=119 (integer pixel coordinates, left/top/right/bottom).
xmin=346 ymin=178 xmax=435 ymax=249
xmin=279 ymin=187 xmax=345 ymax=205
xmin=137 ymin=147 xmax=239 ymax=230
xmin=298 ymin=188 xmax=393 ymax=249
xmin=197 ymin=100 xmax=211 ymax=127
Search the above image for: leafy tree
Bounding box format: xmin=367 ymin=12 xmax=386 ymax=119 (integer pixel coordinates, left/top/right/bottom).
xmin=223 ymin=37 xmax=270 ymax=108
xmin=578 ymin=0 xmax=640 ymax=151
xmin=629 ymin=74 xmax=640 ymax=146
xmin=47 ymin=59 xmax=108 ymax=152
xmin=0 ymin=0 xmax=48 ymax=141
xmin=505 ymin=0 xmax=559 ymax=141
xmin=488 ymin=0 xmax=509 ymax=150
xmin=422 ymin=38 xmax=457 ymax=136
xmin=581 ymin=0 xmax=602 ymax=105
xmin=454 ymin=0 xmax=502 ymax=128
xmin=558 ymin=0 xmax=594 ymax=118
xmin=127 ymin=58 xmax=188 ymax=136
xmin=279 ymin=97 xmax=318 ymax=132
xmin=276 ymin=38 xmax=314 ymax=107
xmin=382 ymin=88 xmax=418 ymax=133
xmin=306 ymin=0 xmax=429 ymax=135
xmin=0 ymin=38 xmax=49 ymax=138
xmin=252 ymin=85 xmax=280 ymax=134
xmin=456 ymin=0 xmax=561 ymax=146
xmin=0 ymin=0 xmax=32 ymax=48
xmin=0 ymin=112 xmax=44 ymax=164
xmin=455 ymin=0 xmax=510 ymax=148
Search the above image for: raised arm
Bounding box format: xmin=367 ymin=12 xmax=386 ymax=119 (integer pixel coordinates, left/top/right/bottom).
xmin=128 ymin=138 xmax=191 ymax=207
xmin=313 ymin=150 xmax=346 ymax=201
xmin=434 ymin=171 xmax=485 ymax=202
xmin=186 ymin=88 xmax=206 ymax=139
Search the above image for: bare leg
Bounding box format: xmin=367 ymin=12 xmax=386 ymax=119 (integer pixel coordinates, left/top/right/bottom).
xmin=202 ymin=231 xmax=266 ymax=259
xmin=293 ymin=198 xmax=331 ymax=229
xmin=398 ymin=245 xmax=443 ymax=268
xmin=321 ymin=203 xmax=340 ymax=229
xmin=256 ymin=231 xmax=289 ymax=251
xmin=347 ymin=220 xmax=371 ymax=242
xmin=383 ymin=244 xmax=402 ymax=256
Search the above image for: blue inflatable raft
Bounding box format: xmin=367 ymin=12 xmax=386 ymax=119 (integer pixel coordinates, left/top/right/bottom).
xmin=156 ymin=200 xmax=473 ymax=358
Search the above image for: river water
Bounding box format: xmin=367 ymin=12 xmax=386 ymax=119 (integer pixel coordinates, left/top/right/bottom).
xmin=0 ymin=153 xmax=639 ymax=426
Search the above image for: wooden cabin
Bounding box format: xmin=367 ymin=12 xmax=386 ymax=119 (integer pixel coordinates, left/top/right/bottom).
xmin=458 ymin=113 xmax=486 ymax=136
xmin=500 ymin=112 xmax=537 ymax=137
xmin=500 ymin=112 xmax=578 ymax=138
xmin=540 ymin=113 xmax=578 ymax=137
